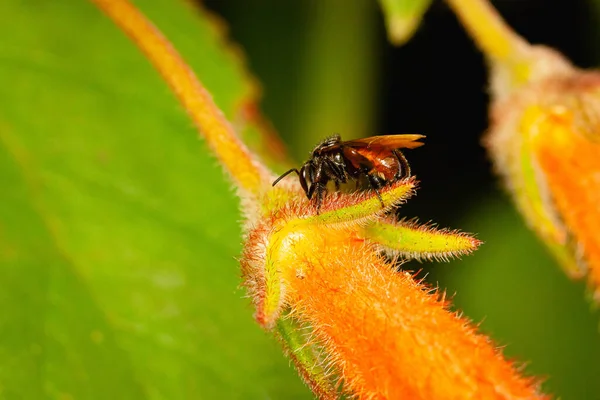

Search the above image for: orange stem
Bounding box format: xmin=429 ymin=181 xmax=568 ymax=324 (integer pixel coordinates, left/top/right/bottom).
xmin=91 ymin=0 xmax=271 ymax=195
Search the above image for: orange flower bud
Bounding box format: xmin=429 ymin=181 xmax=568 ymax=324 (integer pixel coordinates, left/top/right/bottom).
xmin=446 ymin=0 xmax=600 ymax=297
xmin=239 ymin=175 xmax=546 ymax=398
xmin=488 ymin=66 xmax=600 ymax=291
xmin=287 ymin=233 xmax=544 ymax=399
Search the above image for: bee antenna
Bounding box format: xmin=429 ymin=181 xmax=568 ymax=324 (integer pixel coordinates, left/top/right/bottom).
xmin=272 ymin=168 xmax=300 ymax=186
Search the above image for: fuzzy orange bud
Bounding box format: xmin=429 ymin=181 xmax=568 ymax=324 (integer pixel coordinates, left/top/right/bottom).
xmin=447 ymin=0 xmax=600 ymax=298
xmin=239 ymin=175 xmax=547 ymax=398
xmin=287 ymin=230 xmax=544 ymax=399
xmin=489 ymin=68 xmax=600 ymax=288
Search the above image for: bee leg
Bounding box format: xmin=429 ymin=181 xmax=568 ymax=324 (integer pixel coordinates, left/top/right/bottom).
xmin=392 ymin=150 xmax=411 ymax=179
xmin=314 ymin=183 xmax=326 ymax=214
xmin=366 ymin=174 xmax=385 ymax=208
xmin=307 ymin=182 xmax=324 ymax=213
xmin=307 ymin=182 xmax=316 ymax=200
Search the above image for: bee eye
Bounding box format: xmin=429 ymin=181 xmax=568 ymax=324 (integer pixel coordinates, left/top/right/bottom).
xmin=301 ymin=164 xmax=311 ymax=181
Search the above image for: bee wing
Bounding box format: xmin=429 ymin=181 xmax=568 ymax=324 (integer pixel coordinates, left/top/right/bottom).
xmin=344 ymin=134 xmax=425 ymax=150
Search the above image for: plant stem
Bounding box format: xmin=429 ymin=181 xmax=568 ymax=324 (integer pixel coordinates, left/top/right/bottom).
xmin=91 ymin=0 xmax=272 ymax=196
xmin=445 ymin=0 xmax=529 ymax=61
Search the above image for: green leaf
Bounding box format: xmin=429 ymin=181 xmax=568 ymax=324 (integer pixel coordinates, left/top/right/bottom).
xmin=377 ymin=0 xmax=433 ymax=45
xmin=0 ymin=0 xmax=309 ymax=398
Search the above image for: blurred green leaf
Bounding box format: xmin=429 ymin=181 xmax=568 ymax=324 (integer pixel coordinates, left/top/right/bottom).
xmin=206 ymin=0 xmax=379 ymax=161
xmin=433 ymin=195 xmax=600 ymax=399
xmin=377 ymin=0 xmax=432 ymax=45
xmin=0 ymin=0 xmax=309 ymax=398
xmin=290 ymin=0 xmax=378 ymax=157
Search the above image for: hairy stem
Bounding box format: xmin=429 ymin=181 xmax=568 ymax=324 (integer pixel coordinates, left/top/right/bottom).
xmin=91 ymin=0 xmax=272 ymax=196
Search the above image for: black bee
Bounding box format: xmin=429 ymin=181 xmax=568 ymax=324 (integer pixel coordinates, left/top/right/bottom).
xmin=272 ymin=134 xmax=424 ymax=211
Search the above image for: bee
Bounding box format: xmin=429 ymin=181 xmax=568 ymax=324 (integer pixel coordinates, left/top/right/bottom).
xmin=272 ymin=134 xmax=424 ymax=211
